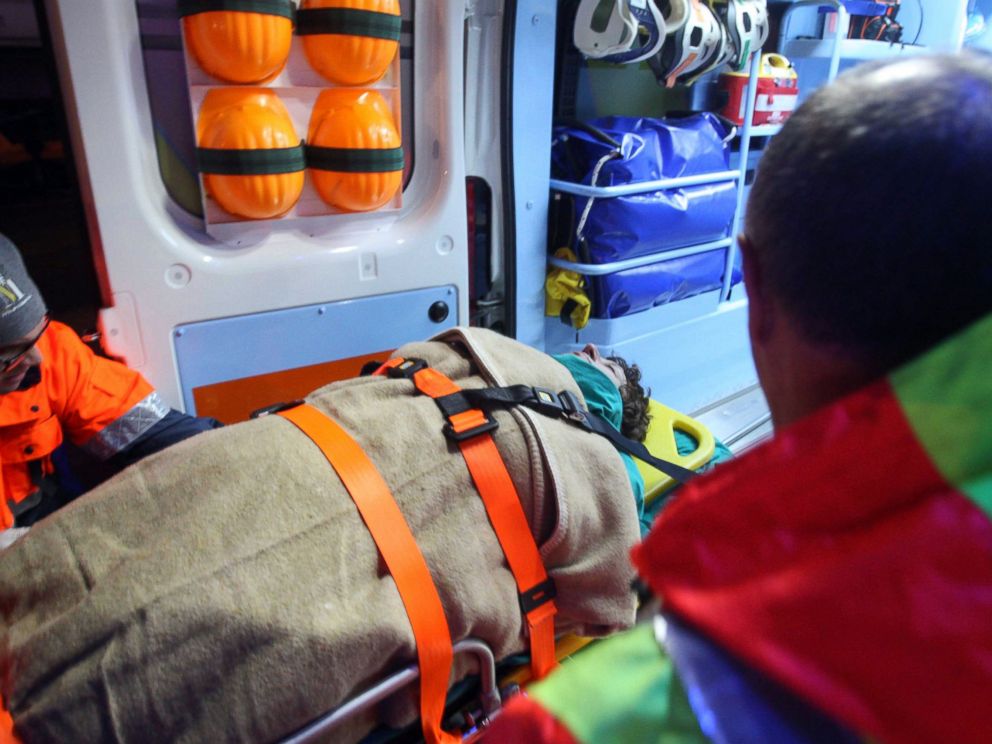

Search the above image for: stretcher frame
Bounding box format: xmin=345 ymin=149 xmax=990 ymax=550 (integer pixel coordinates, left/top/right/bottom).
xmin=280 ymin=638 xmax=501 ymax=743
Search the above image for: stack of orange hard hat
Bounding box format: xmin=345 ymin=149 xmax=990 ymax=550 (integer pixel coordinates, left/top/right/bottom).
xmin=196 ymin=89 xmax=306 ymax=220
xmin=179 ymin=0 xmax=296 ymax=84
xmin=306 ymin=89 xmax=403 ymax=212
xmin=297 ymin=0 xmax=401 ymax=85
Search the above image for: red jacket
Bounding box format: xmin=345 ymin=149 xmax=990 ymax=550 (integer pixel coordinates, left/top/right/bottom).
xmin=0 ymin=321 xmax=167 ymax=528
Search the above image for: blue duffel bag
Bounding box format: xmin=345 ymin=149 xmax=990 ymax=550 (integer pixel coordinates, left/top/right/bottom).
xmin=551 ymin=113 xmax=742 ymax=318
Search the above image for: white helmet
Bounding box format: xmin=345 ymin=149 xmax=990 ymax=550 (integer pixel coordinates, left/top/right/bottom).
xmin=654 ymin=0 xmax=690 ymax=34
xmin=718 ymin=0 xmax=769 ymax=71
xmin=682 ymin=9 xmax=736 ymax=85
xmin=573 ymin=0 xmax=667 ymax=64
xmin=650 ymin=0 xmax=723 ymax=88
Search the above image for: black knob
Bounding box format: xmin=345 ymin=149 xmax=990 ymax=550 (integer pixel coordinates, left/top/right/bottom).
xmin=428 ymin=301 xmax=449 ymax=323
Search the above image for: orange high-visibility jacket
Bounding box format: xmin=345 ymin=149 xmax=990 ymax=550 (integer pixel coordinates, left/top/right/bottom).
xmin=0 ymin=321 xmax=168 ymax=528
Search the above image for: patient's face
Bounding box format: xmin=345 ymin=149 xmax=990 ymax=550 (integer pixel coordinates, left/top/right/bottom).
xmin=569 ymin=344 xmax=627 ymax=389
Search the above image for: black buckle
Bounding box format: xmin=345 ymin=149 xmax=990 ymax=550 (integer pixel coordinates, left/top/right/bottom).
xmin=557 ymin=390 xmax=588 ymax=424
xmin=249 ymin=399 xmax=305 ymax=419
xmin=519 ymin=577 xmax=557 ymax=614
xmin=386 ymin=358 xmax=428 ymax=380
xmin=528 ymin=387 xmax=565 ymax=416
xmin=435 ymin=392 xmax=500 ymax=442
xmin=442 ymin=412 xmax=499 ymax=442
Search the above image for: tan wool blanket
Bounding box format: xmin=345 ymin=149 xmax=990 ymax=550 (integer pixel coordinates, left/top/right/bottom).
xmin=0 ymin=327 xmax=640 ymax=743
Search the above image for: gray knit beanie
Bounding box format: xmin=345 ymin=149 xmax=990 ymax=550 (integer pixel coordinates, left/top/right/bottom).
xmin=0 ymin=234 xmax=47 ymax=346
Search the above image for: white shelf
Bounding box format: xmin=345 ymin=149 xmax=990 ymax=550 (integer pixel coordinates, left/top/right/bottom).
xmin=782 ymin=38 xmax=930 ymax=61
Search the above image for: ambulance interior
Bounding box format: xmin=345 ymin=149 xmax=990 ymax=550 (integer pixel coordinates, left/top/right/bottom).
xmin=0 ymin=0 xmax=989 ymax=740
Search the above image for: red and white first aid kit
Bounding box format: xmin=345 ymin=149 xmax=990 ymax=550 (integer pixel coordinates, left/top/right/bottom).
xmin=719 ymin=53 xmax=799 ymax=128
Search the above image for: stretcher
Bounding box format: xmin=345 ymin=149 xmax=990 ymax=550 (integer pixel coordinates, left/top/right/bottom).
xmin=0 ymin=330 xmax=717 ymax=744
xmin=275 ymin=399 xmax=716 ymax=743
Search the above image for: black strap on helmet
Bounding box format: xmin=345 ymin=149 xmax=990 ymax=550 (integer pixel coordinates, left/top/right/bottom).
xmin=196 ymin=144 xmax=306 ymax=176
xmin=177 ymin=0 xmax=296 ymax=21
xmin=295 ymin=7 xmax=401 ymax=40
xmin=305 ymin=145 xmax=404 ymax=173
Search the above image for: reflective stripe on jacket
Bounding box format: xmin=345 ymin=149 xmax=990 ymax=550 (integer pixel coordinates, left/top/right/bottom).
xmin=0 ymin=321 xmax=167 ymax=527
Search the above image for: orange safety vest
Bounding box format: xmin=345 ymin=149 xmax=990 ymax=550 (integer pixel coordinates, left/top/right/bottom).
xmin=0 ymin=321 xmax=163 ymax=528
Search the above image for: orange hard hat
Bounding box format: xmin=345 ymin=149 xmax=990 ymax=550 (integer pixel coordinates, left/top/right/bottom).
xmin=297 ymin=0 xmax=401 ymax=86
xmin=180 ymin=0 xmax=295 ymax=84
xmin=196 ymin=88 xmax=305 ymax=220
xmin=306 ymin=89 xmax=403 ymax=213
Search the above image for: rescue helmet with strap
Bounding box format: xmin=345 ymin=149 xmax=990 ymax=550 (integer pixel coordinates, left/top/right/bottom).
xmin=573 ymin=0 xmax=667 ymax=64
xmin=297 ymin=0 xmax=402 ymax=86
xmin=195 ymin=88 xmax=305 ymax=220
xmin=306 ymin=89 xmax=404 ymax=212
xmin=178 ymin=0 xmax=295 ymax=84
xmin=655 ymin=0 xmax=690 ymax=34
xmin=650 ymin=0 xmax=723 ymax=87
xmin=714 ymin=0 xmax=769 ymax=71
xmin=681 ymin=4 xmax=737 ymax=84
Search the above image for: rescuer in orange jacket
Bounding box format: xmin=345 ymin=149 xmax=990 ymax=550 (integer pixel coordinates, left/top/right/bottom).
xmin=0 ymin=233 xmax=220 ymax=533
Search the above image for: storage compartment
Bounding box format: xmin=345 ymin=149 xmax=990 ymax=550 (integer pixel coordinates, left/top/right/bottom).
xmin=550 ymin=113 xmax=740 ymax=319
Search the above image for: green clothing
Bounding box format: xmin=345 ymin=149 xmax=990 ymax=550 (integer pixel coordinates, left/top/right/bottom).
xmin=554 ymin=355 xmax=646 ymax=514
xmin=529 ymin=623 xmax=708 ymax=744
xmin=640 ymin=433 xmax=733 ymax=535
xmin=554 ymin=354 xmax=733 ymax=535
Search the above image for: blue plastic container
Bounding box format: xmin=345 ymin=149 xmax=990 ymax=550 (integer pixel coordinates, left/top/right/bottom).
xmin=551 ymin=113 xmax=741 ymax=319
xmin=839 ymin=1 xmax=893 ymax=15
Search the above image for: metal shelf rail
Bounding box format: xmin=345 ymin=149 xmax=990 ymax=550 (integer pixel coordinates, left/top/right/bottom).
xmin=547 ymin=49 xmax=765 ymax=304
xmin=780 ymin=0 xmax=852 ymax=81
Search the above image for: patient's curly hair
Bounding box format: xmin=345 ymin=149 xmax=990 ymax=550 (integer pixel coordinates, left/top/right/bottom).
xmin=608 ymin=356 xmax=651 ymax=442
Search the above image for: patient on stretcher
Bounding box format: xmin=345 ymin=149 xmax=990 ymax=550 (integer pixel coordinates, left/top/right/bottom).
xmin=0 ymin=327 xmax=712 ymax=743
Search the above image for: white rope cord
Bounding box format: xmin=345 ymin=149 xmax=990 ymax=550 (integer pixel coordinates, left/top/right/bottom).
xmin=575 ymin=150 xmax=621 ymax=244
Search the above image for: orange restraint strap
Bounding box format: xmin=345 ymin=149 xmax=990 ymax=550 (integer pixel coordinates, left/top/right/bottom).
xmin=377 ymin=358 xmax=558 ymax=680
xmin=0 ymin=694 xmax=20 ymax=744
xmin=276 ymin=404 xmax=458 ymax=744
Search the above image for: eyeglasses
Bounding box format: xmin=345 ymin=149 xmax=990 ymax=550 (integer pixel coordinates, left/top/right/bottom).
xmin=0 ymin=316 xmax=50 ymax=373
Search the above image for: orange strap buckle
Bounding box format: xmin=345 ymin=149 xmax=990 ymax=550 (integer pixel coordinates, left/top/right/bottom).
xmin=378 ymin=357 xmax=559 ymax=680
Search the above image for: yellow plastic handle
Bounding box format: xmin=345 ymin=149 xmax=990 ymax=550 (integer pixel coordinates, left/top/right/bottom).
xmin=635 ymin=399 xmax=716 ymax=504
xmin=761 ymin=53 xmax=797 ymax=79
